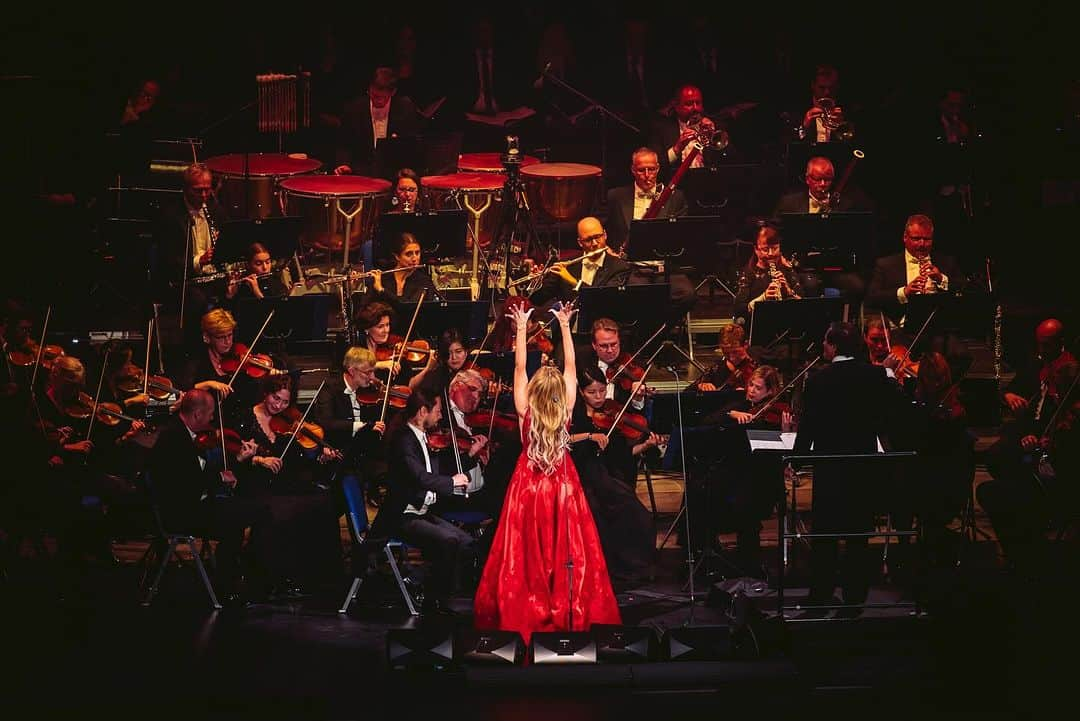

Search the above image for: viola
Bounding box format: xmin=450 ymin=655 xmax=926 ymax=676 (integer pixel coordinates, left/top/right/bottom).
xmin=219 ymin=342 xmax=283 ymax=379
xmin=268 ymin=406 xmax=336 ymax=452
xmin=588 ymin=400 xmax=651 ymax=441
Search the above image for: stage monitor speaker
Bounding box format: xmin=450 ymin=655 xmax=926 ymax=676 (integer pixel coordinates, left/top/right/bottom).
xmin=386 ymin=629 xmax=455 ymax=670
xmin=530 ymin=631 xmax=597 ymax=665
xmin=661 ymin=626 xmax=735 ymax=662
xmin=592 ymin=624 xmax=657 ymax=663
xmin=458 ymin=629 xmax=525 ymax=666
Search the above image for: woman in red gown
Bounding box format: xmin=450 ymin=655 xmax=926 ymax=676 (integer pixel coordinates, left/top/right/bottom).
xmin=474 ymin=302 xmax=621 ymax=644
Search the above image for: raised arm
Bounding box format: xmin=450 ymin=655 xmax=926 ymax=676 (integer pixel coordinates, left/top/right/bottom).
xmin=511 ymin=304 xmax=534 ymax=418
xmin=551 ymin=303 xmax=578 ymax=415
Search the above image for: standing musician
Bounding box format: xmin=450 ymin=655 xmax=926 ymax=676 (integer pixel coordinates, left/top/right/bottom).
xmin=529 ymin=217 xmax=632 ymax=307
xmin=369 ymin=390 xmax=476 ymax=616
xmin=867 ymin=214 xmax=961 ymax=325
xmin=734 ymin=222 xmax=805 ymax=324
xmin=568 ymin=363 xmax=656 ymax=584
xmin=233 ymin=375 xmax=345 ymax=594
xmin=368 ymin=232 xmax=437 ymax=306
xmin=332 ymin=67 xmax=421 ymax=178
xmin=605 ymin=147 xmax=688 ymax=255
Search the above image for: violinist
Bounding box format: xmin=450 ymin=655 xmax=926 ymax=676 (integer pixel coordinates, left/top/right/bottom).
xmin=354 ymin=301 xmax=403 ymax=379
xmin=489 ymin=296 xmax=554 ymax=356
xmin=734 ymin=222 xmax=805 ymax=325
xmin=567 ymin=363 xmax=655 ymax=585
xmin=148 ymin=388 xmax=276 ymax=603
xmin=233 ymin=375 xmax=345 ymax=592
xmin=409 ymin=327 xmax=469 ymax=395
xmin=368 ymin=232 xmax=437 ymax=305
xmin=695 ymin=324 xmax=756 ymax=393
xmin=432 ymin=370 xmax=501 ymax=517
xmin=225 ymin=242 xmax=291 ymax=302
xmin=579 ymin=317 xmax=646 ymax=411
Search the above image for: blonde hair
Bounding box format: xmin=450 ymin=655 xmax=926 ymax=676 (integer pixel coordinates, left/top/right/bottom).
xmin=50 ymin=355 xmax=85 ymax=388
xmin=525 ymin=365 xmax=570 ymax=476
xmin=343 ymin=346 xmax=375 ymax=371
xmin=201 ymin=308 xmax=236 ymax=336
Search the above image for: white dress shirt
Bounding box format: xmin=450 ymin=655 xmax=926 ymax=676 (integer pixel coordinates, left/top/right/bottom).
xmin=595 ymin=357 xmax=645 ymax=410
xmin=580 ymin=251 xmax=605 ymax=287
xmin=633 ymin=183 xmax=657 ymax=220
xmin=808 ymin=193 xmax=826 ymax=214
xmin=187 ymin=202 xmax=216 ymax=274
xmin=370 ymin=100 xmax=390 ymax=146
xmin=897 ymin=250 xmax=950 ymax=305
xmin=667 ymin=119 xmax=705 ymax=168
xmin=404 ymin=422 xmax=436 ymax=516
xmin=450 ymin=400 xmax=484 ymax=493
xmin=342 ymin=374 xmax=371 ymax=436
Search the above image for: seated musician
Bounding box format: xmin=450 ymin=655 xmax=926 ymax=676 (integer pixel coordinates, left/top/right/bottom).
xmin=233 ymin=375 xmax=344 ymax=594
xmin=147 ymin=388 xmax=275 ymax=603
xmin=176 ymin=310 xmax=252 ymax=423
xmin=225 ymin=242 xmax=292 ymax=302
xmin=409 ymin=327 xmax=469 ymax=394
xmin=390 ymin=168 xmax=425 ymax=212
xmin=332 ymin=67 xmax=421 ymax=178
xmin=605 ymin=147 xmax=688 ymax=255
xmin=979 ymin=319 xmax=1077 ymax=571
xmin=867 ymin=214 xmax=961 ymax=325
xmin=529 ymin=217 xmax=632 ymax=307
xmin=577 ymin=317 xmax=647 ymax=412
xmin=489 ymin=296 xmax=553 ymax=356
xmin=647 ymin=84 xmax=728 ymax=177
xmin=696 ymin=324 xmax=756 ymax=393
xmin=733 ymin=222 xmax=806 ymax=325
xmin=681 ymin=365 xmax=791 ymax=576
xmin=367 ymin=232 xmax=437 ymax=306
xmin=369 ymin=390 xmax=476 ymax=616
xmin=568 ymin=363 xmax=656 ymax=584
xmin=353 ymin=301 xmax=402 ymax=380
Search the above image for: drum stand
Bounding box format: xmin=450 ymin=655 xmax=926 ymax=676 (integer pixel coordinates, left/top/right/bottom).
xmin=460 ymin=191 xmax=494 ymax=301
xmin=335 ymin=198 xmax=366 ymax=346
xmin=490 ymin=160 xmax=545 ymax=296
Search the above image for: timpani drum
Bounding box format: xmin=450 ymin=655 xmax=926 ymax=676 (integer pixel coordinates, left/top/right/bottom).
xmin=278 ymin=175 xmax=391 ymax=255
xmin=422 ymin=173 xmax=505 ymax=250
xmin=457 ymin=152 xmax=540 ymax=174
xmin=520 ymin=162 xmax=602 ymax=223
xmin=205 ymin=153 xmax=323 ymax=220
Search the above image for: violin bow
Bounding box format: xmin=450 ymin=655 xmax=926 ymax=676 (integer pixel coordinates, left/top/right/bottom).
xmin=226 ymin=309 xmax=276 ymax=389
xmin=751 ymin=355 xmax=821 ymax=423
xmin=880 ymin=311 xmax=892 ymax=351
xmin=443 ymin=387 xmax=469 ymax=499
xmin=143 ymin=318 xmax=154 ymax=397
xmin=27 ymin=306 xmax=53 ymax=439
xmin=381 ymin=290 xmax=426 ymax=422
xmin=609 ymin=322 xmax=668 ymax=384
xmin=898 ymin=308 xmax=937 ymax=369
xmin=487 ymin=382 xmax=501 ymax=440
xmin=217 ymin=395 xmax=229 ymax=473
xmin=280 ymin=379 xmax=326 ymax=459
xmin=85 ymin=344 xmax=112 ymax=442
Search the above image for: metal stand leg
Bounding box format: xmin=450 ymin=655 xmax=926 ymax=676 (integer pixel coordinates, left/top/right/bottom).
xmin=141 ymin=539 xmax=177 ymax=607
xmin=189 ymin=540 xmax=222 ymax=610
xmin=385 ymin=544 xmax=420 ymax=617
xmin=338 ymin=577 xmax=362 ymax=615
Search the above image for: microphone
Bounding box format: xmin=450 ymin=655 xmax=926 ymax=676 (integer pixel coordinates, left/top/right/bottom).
xmin=533 ymin=62 xmax=552 ymax=90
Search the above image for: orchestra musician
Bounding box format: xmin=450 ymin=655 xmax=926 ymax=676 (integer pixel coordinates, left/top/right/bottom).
xmin=353 ymin=301 xmax=402 ymax=380
xmin=648 ymin=84 xmax=727 ymax=176
xmin=529 ymin=217 xmax=632 ymax=307
xmin=409 ymin=328 xmax=469 ymax=395
xmin=233 ymin=375 xmax=344 ymax=594
xmin=489 ymin=296 xmax=553 ymax=356
xmin=367 ymin=232 xmax=437 ymax=305
xmin=225 ymin=242 xmax=291 ymax=302
xmin=431 ymin=369 xmax=502 ymax=518
xmin=734 ymin=222 xmax=806 ymax=324
xmin=867 ymin=214 xmax=962 ymax=325
xmin=568 ymin=363 xmax=656 ymax=584
xmin=369 ymin=389 xmax=476 ymax=616
xmin=577 ymin=317 xmax=647 ymax=412
xmin=695 ymin=324 xmax=756 ymax=393
xmin=605 ymin=147 xmax=688 ymax=255
xmin=774 ymin=156 xmax=872 ymax=215
xmin=333 ymin=67 xmax=421 ymax=178
xmin=390 ymin=168 xmax=425 ymax=212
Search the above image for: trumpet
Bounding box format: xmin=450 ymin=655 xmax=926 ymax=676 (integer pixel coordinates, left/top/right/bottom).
xmin=507 ymin=248 xmax=607 ymax=287
xmin=815 ymin=97 xmax=854 ymax=141
xmin=688 ymin=115 xmax=728 ymax=150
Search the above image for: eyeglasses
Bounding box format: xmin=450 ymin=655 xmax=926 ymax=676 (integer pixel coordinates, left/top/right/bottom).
xmin=578 ymin=233 xmax=605 ymax=244
xmin=594 ymin=342 xmax=619 ymax=351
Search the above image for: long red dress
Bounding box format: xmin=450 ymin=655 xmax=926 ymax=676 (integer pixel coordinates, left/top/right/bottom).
xmin=473 ymin=412 xmax=621 ymax=645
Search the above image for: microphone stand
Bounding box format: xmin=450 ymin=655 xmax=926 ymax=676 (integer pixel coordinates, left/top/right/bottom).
xmin=538 ymin=68 xmax=640 ymax=196
xmin=667 ymin=362 xmax=697 ymax=625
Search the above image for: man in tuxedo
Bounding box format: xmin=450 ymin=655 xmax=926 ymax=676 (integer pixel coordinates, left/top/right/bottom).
xmin=576 ymin=317 xmax=647 ymax=412
xmin=793 ymin=322 xmax=903 ymax=610
xmin=369 ymin=389 xmax=474 ymax=615
xmin=529 ymin=217 xmax=632 ymax=307
xmin=648 ymin=85 xmax=724 ymax=177
xmin=147 ymin=389 xmax=273 ymax=599
xmin=866 ymin=214 xmax=961 ymax=325
xmin=774 ymin=156 xmax=871 ymax=215
xmin=334 ymin=67 xmax=420 ymax=179
xmin=605 ymin=147 xmax=688 ymax=255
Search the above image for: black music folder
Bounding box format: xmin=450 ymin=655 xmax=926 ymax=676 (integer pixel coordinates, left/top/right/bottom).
xmin=778 ymin=211 xmax=876 ymax=272
xmin=748 ymin=296 xmax=847 ymax=348
xmin=373 ymin=210 xmax=467 ymax=265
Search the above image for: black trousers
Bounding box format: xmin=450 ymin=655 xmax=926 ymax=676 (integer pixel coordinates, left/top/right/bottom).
xmin=398 ymin=512 xmax=476 ymax=603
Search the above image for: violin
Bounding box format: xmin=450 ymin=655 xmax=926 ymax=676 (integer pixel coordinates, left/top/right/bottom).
xmin=219 ymin=342 xmax=284 ymax=379
xmin=354 ymin=378 xmax=411 ymax=407
xmin=62 ymin=391 xmax=97 ymax=420
xmin=9 ymin=340 xmax=65 ymax=369
xmin=464 ymin=408 xmax=518 ymax=437
xmin=526 ymin=323 xmax=554 ymax=354
xmin=427 ymin=431 xmax=476 ymax=455
xmin=710 ymin=354 xmax=757 ymax=392
xmin=605 ymin=353 xmax=651 ymax=396
xmin=587 ymin=399 xmax=651 ymax=441
xmin=374 ymin=334 xmax=433 ymax=364
xmin=886 ymin=344 xmax=920 ymax=382
xmin=268 ymin=406 xmax=337 ymax=452
xmin=114 ymin=365 xmax=179 ymax=401
xmin=748 ymin=398 xmax=791 ymax=428
xmin=194 ymin=427 xmax=245 ymax=455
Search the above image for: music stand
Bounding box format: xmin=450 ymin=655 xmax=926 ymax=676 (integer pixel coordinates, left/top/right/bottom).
xmin=216 ymin=216 xmax=305 ymax=266
xmin=905 ymin=292 xmax=992 ymax=340
xmin=391 ymin=299 xmax=489 ymax=345
xmin=749 ymin=297 xmax=847 ymax=349
xmin=373 ymin=210 xmax=468 ymax=266
xmin=576 ymin=283 xmax=669 ymax=347
xmin=232 ymin=294 xmax=332 ymax=348
xmin=628 ymin=217 xmax=747 ymax=299
xmin=778 ymin=212 xmax=876 ymax=272
xmin=681 ymin=164 xmax=775 ymax=218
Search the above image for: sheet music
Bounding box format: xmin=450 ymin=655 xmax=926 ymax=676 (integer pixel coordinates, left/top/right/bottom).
xmin=748 ymin=431 xmax=884 ymax=453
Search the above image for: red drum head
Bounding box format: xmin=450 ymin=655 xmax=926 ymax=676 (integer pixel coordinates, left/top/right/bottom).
xmin=422 ymin=173 xmax=506 ymax=192
xmin=279 ymin=175 xmax=391 ymax=198
xmin=457 ymin=152 xmax=540 ymax=173
xmin=205 ymin=153 xmax=322 ymax=177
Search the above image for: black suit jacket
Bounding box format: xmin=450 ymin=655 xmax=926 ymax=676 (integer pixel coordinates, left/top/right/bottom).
xmin=865 ymin=252 xmax=961 ymax=323
xmin=147 ymin=417 xmax=216 ymax=530
xmin=154 ymin=195 xmax=227 ymax=286
xmin=311 ymin=374 xmax=383 ymax=461
xmin=371 ymin=425 xmax=457 ymax=536
xmin=773 ymin=189 xmax=870 ymax=216
xmin=605 ymin=185 xmax=688 ymax=254
xmin=335 ymin=96 xmax=420 ymax=176
xmin=794 ymin=359 xmax=899 ymax=457
xmin=529 ymin=253 xmax=633 ymax=307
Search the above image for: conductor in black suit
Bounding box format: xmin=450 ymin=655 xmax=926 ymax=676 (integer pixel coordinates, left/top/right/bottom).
xmin=333 ymin=67 xmax=420 ymax=179
xmin=369 ymin=389 xmax=475 ymax=614
xmin=866 ymin=214 xmax=962 ymax=325
xmin=529 ymin=217 xmax=632 ymax=307
xmin=605 ymin=147 xmax=688 ymax=255
xmin=147 ymin=389 xmax=274 ymax=598
xmin=793 ymin=322 xmax=903 ymax=609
